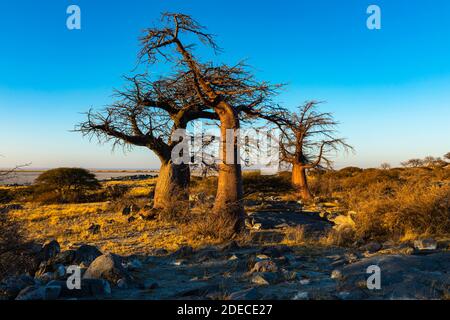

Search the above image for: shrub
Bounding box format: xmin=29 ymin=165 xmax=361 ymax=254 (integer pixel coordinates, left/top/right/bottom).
xmin=34 ymin=168 xmax=100 ymax=203
xmin=0 ymin=189 xmax=13 ymax=204
xmin=0 ymin=212 xmax=37 ymax=280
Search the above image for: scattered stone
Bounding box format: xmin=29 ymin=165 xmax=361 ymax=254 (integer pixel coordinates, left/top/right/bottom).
xmin=83 ymin=253 xmax=130 ymax=283
xmin=256 ymin=254 xmax=270 ymax=261
xmin=261 ymin=245 xmax=293 ymax=258
xmin=228 ymin=254 xmax=239 ymax=261
xmin=117 ymin=278 xmax=129 ymax=289
xmin=337 ymin=291 xmax=351 ymax=300
xmin=338 ymin=252 xmax=450 ymax=299
xmin=292 ymin=291 xmax=309 ymax=300
xmin=251 ymin=274 xmax=270 ymax=286
xmin=15 ymin=286 xmax=45 ymax=300
xmin=87 ymin=224 xmax=101 ymax=235
xmin=331 ymin=269 xmax=343 ymax=280
xmin=44 ymin=285 xmax=62 ymax=300
xmin=0 ymin=274 xmax=35 ymax=298
xmin=127 ymin=216 xmax=136 ymax=223
xmin=35 ymin=272 xmax=54 ymax=284
xmin=139 ymin=208 xmax=159 ymax=221
xmin=153 ymin=248 xmax=168 ymax=256
xmin=73 ymin=244 xmax=103 ymax=265
xmin=178 ymin=284 xmax=220 ymax=298
xmin=40 ymin=240 xmax=60 ymax=261
xmin=360 ymin=242 xmax=382 ymax=254
xmin=126 ymin=258 xmax=143 ymax=271
xmin=414 ymin=238 xmax=438 ymax=251
xmin=174 ymin=245 xmax=194 ymax=259
xmin=250 ymin=260 xmax=278 ymax=273
xmin=344 ymin=252 xmax=359 ymax=263
xmin=47 ymin=279 xmax=111 ymax=298
xmin=220 ymin=241 xmax=240 ymax=252
xmin=228 ymin=287 xmax=259 ymax=300
xmin=141 ymin=280 xmax=159 ymax=290
xmin=122 ymin=206 xmax=131 ymax=216
xmin=55 ymin=265 xmax=66 ymax=278
xmin=300 ymin=279 xmax=311 ymax=285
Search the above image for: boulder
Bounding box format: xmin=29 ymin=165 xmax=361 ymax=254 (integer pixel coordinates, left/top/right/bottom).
xmin=251 ymin=273 xmax=280 ymax=286
xmin=73 ymin=245 xmax=102 ymax=266
xmin=414 ymin=238 xmax=438 ymax=252
xmin=15 ymin=286 xmax=45 ymax=300
xmin=250 ymin=260 xmax=278 ymax=273
xmin=83 ymin=253 xmax=130 ymax=283
xmin=0 ymin=274 xmax=35 ymax=299
xmin=40 ymin=240 xmax=60 ymax=261
xmin=360 ymin=242 xmax=382 ymax=254
xmin=338 ymin=252 xmax=450 ymax=299
xmin=47 ymin=279 xmax=111 ymax=298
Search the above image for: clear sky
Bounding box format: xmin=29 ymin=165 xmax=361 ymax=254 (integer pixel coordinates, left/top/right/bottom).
xmin=0 ymin=0 xmax=449 ymax=169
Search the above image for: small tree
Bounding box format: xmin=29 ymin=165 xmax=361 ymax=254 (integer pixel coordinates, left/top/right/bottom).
xmin=444 ymin=152 xmax=450 ymax=162
xmin=139 ymin=13 xmax=278 ymax=232
xmin=35 ymin=168 xmax=100 ymax=203
xmin=278 ymin=102 xmax=352 ymax=201
xmin=380 ymin=163 xmax=391 ymax=170
xmin=401 ymin=158 xmax=424 ymax=168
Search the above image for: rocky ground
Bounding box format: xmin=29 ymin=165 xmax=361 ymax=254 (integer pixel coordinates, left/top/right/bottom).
xmin=1 ymin=200 xmax=449 ymax=300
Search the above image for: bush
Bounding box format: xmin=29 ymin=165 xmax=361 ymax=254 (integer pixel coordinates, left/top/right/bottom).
xmin=0 ymin=212 xmax=37 ymax=280
xmin=34 ymin=168 xmax=100 ymax=203
xmin=311 ymin=167 xmax=450 ymax=243
xmin=0 ymin=189 xmax=13 ymax=204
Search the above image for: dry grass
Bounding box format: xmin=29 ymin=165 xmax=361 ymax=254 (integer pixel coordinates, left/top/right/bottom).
xmin=310 ymin=167 xmax=450 ymax=243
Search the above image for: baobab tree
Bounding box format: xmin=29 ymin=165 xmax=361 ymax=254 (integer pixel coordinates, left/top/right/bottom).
xmin=278 ymin=101 xmax=352 ymax=201
xmin=77 ymin=73 xmax=217 ymax=209
xmin=139 ymin=13 xmax=278 ymax=231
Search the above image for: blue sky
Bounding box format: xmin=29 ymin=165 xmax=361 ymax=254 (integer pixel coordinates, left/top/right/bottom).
xmin=0 ymin=0 xmax=449 ymax=169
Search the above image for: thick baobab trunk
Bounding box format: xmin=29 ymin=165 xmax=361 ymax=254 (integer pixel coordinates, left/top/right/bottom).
xmin=292 ymin=162 xmax=313 ymax=201
xmin=153 ymin=161 xmax=190 ymax=209
xmin=213 ymin=103 xmax=245 ymax=232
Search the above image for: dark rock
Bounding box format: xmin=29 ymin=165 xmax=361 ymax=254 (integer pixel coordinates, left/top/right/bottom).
xmin=414 ymin=238 xmax=438 ymax=254
xmin=250 ymin=260 xmax=278 ymax=273
xmin=251 ymin=272 xmax=280 ymax=286
xmin=128 ymin=216 xmax=136 ymax=223
xmin=153 ymin=248 xmax=168 ymax=256
xmin=47 ymin=279 xmax=111 ymax=298
xmin=220 ymin=241 xmax=240 ymax=252
xmin=40 ymin=240 xmax=60 ymax=261
xmin=73 ymin=245 xmax=102 ymax=265
xmin=178 ymin=284 xmax=220 ymax=298
xmin=360 ymin=242 xmax=382 ymax=254
xmin=0 ymin=274 xmax=35 ymax=298
xmin=125 ymin=258 xmax=143 ymax=271
xmin=196 ymin=248 xmax=220 ymax=262
xmin=228 ymin=287 xmax=260 ymax=300
xmin=141 ymin=280 xmax=159 ymax=290
xmin=173 ymin=245 xmax=194 ymax=259
xmin=139 ymin=208 xmax=159 ymax=221
xmin=15 ymin=286 xmax=45 ymax=300
xmin=87 ymin=224 xmax=101 ymax=235
xmin=83 ymin=253 xmax=130 ymax=283
xmin=261 ymin=246 xmax=292 ymax=258
xmin=339 ymin=252 xmax=450 ymax=299
xmin=44 ymin=285 xmax=62 ymax=300
xmin=117 ymin=278 xmax=129 ymax=289
xmin=122 ymin=206 xmax=131 ymax=216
